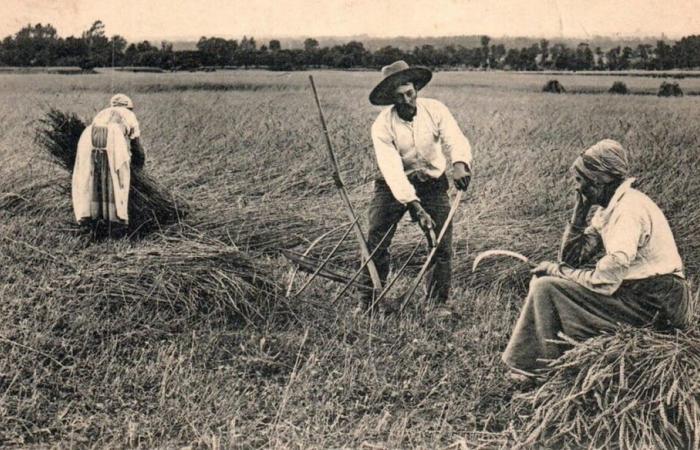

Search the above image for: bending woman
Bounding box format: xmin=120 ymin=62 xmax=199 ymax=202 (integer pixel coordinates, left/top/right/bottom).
xmin=72 ymin=94 xmax=146 ymax=238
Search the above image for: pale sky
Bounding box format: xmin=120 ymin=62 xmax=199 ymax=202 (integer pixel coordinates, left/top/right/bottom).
xmin=2 ymin=0 xmax=699 ymax=41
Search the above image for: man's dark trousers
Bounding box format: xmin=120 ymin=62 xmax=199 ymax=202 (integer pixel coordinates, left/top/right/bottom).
xmin=362 ymin=174 xmax=453 ymax=305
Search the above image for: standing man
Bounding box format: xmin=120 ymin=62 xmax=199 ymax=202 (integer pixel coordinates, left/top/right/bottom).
xmin=362 ymin=60 xmax=473 ymax=309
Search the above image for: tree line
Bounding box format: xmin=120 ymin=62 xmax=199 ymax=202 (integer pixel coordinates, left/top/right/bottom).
xmin=2 ymin=21 xmax=700 ymax=71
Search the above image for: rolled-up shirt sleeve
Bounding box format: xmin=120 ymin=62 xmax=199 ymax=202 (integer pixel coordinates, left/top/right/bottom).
xmin=557 ymin=212 xmax=643 ymax=295
xmin=435 ymin=101 xmax=472 ymax=169
xmin=371 ymin=119 xmax=418 ymax=204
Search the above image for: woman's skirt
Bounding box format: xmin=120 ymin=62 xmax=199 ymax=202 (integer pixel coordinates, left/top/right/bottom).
xmin=502 ymin=273 xmax=691 ymax=373
xmin=89 ymin=126 xmax=123 ymax=223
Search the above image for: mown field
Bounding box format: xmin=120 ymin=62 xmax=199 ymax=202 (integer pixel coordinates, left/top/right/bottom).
xmin=1 ymin=70 xmax=699 ymax=448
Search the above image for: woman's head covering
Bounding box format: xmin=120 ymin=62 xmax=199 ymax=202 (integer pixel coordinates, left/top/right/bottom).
xmin=571 ymin=139 xmax=629 ymax=184
xmin=110 ymin=93 xmax=133 ymax=109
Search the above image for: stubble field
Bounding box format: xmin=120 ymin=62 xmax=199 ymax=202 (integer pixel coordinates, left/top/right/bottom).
xmin=1 ymin=69 xmax=699 ymax=448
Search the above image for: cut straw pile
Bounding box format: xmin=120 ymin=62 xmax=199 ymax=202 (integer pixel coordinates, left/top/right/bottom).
xmin=34 ymin=108 xmax=187 ymax=236
xmin=37 ymin=234 xmax=284 ymax=325
xmin=509 ymin=326 xmax=700 ymax=450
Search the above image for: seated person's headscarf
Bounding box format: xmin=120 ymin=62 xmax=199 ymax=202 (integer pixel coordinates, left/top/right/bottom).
xmin=572 ymin=139 xmax=629 ymax=184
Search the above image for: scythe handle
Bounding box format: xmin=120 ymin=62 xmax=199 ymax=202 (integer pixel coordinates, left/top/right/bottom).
xmin=309 ymin=75 xmax=383 ymax=291
xmin=399 ymin=190 xmax=463 ymax=313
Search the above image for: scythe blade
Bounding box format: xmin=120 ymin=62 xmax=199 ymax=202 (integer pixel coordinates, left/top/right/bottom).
xmin=472 ymin=249 xmax=534 ymax=272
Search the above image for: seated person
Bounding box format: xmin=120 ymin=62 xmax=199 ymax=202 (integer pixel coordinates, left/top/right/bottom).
xmin=503 ymin=139 xmax=690 ymax=381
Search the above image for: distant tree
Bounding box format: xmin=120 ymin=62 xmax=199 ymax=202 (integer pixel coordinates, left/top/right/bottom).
xmin=373 ymin=45 xmax=407 ymax=67
xmin=539 ymin=39 xmax=549 ymax=69
xmin=268 ymin=48 xmax=305 ymax=71
xmin=123 ymin=40 xmax=164 ymax=67
xmin=490 ymin=44 xmax=506 ymax=68
xmin=518 ymin=44 xmax=540 ymax=70
xmin=10 ymin=23 xmax=60 ymax=66
xmin=236 ymin=36 xmax=257 ymax=67
xmin=82 ymin=20 xmax=112 ymax=67
xmin=654 ymin=40 xmax=674 ymax=70
xmin=457 ymin=45 xmax=482 ymax=68
xmin=240 ymin=36 xmax=256 ymax=51
xmin=197 ymin=36 xmax=237 ymax=66
xmin=325 ymin=41 xmax=369 ymax=68
xmin=674 ymin=35 xmax=700 ymax=68
xmin=268 ymin=39 xmax=281 ymax=51
xmin=593 ymin=46 xmax=604 ymax=69
xmin=160 ymin=41 xmax=175 ymax=69
xmin=551 ymin=43 xmax=574 ymax=70
xmin=634 ymin=44 xmax=652 ymax=69
xmin=606 ymin=46 xmax=621 ymax=70
xmin=480 ymin=35 xmax=491 ymax=68
xmin=574 ymin=43 xmax=593 ymax=70
xmin=619 ymin=46 xmax=633 ymax=70
xmin=173 ymin=50 xmax=202 ymax=70
xmin=503 ymin=48 xmax=520 ymax=69
xmin=413 ymin=44 xmax=446 ymax=67
xmin=304 ymin=38 xmax=319 ymax=52
xmin=107 ymin=35 xmax=127 ymax=66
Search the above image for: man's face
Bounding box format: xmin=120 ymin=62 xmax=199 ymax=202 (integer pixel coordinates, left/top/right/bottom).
xmin=394 ymin=82 xmax=417 ymax=120
xmin=394 ymin=83 xmax=417 ymax=107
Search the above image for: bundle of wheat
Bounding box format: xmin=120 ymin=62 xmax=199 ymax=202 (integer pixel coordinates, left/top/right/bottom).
xmin=658 ymin=81 xmax=684 ymax=97
xmin=509 ymin=326 xmax=700 ymax=450
xmin=542 ymin=79 xmax=566 ymax=93
xmin=34 ymin=108 xmax=187 ymax=236
xmin=609 ymin=81 xmax=630 ymax=95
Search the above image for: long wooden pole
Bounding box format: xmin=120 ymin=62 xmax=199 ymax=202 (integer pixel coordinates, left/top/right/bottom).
xmin=308 ymin=75 xmax=383 ymax=291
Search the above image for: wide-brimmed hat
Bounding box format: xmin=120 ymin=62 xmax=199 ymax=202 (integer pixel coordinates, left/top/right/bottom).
xmin=369 ymin=60 xmax=432 ymax=106
xmin=110 ymin=93 xmax=133 ymax=109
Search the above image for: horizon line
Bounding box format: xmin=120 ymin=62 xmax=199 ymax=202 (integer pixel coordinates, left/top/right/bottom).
xmin=120 ymin=32 xmax=685 ymax=43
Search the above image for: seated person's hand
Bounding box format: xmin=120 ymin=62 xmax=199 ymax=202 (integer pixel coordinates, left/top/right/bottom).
xmin=530 ymin=261 xmax=561 ymax=277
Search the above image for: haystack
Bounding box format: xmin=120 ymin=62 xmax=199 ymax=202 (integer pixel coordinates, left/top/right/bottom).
xmin=542 ymin=79 xmax=566 ymax=93
xmin=35 ymin=108 xmax=187 ymax=236
xmin=609 ymin=81 xmax=629 ymax=95
xmin=658 ymin=81 xmax=684 ymax=97
xmin=510 ymin=325 xmax=700 ymax=450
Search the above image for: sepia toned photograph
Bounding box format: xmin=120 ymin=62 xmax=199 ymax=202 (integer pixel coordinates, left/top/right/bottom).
xmin=1 ymin=0 xmax=699 ymax=447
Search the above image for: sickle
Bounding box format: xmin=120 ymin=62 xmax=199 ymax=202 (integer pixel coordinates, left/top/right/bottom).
xmin=471 ymin=249 xmax=535 ymax=272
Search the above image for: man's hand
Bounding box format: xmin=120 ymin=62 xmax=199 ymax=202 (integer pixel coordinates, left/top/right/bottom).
xmin=530 ymin=261 xmax=562 ymax=277
xmin=408 ymin=201 xmax=437 ymax=247
xmin=453 ymin=162 xmax=471 ymax=191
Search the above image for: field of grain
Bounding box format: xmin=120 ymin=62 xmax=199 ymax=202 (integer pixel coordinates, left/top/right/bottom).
xmin=1 ymin=70 xmax=699 ymax=448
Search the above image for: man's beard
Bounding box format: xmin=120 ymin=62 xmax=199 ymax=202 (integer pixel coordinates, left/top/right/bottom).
xmin=396 ymin=103 xmax=417 ymax=121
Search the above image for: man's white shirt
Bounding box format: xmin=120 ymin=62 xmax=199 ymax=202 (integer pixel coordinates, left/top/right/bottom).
xmin=371 ymin=98 xmax=472 ymax=204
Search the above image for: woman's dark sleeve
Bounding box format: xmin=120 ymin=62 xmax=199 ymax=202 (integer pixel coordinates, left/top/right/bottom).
xmin=558 ymin=224 xmax=602 ymax=267
xmin=130 ymin=137 xmax=146 ymax=170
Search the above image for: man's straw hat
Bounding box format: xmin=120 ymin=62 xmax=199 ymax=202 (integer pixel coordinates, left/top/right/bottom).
xmin=369 ymin=60 xmax=432 ymax=106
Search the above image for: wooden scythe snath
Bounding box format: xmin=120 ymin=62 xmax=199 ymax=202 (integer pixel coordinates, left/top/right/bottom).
xmin=308 ymin=75 xmax=383 ymax=291
xmin=397 ymin=190 xmax=463 ymax=313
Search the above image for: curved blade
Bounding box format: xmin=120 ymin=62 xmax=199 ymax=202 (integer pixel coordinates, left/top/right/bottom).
xmin=472 ymin=249 xmax=531 ymax=272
